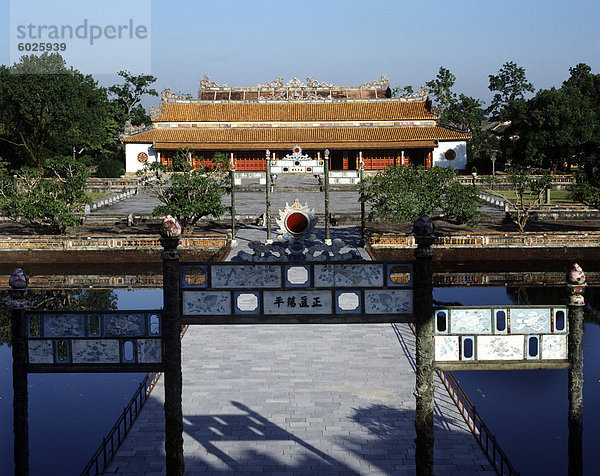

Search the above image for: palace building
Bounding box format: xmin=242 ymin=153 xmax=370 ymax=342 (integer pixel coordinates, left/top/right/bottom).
xmin=122 ymin=76 xmax=470 ymax=175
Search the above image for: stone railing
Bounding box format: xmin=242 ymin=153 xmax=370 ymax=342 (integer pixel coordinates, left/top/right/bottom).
xmin=0 ymin=234 xmax=227 ymax=251
xmin=456 ymin=175 xmax=575 ymax=186
xmin=369 ymin=231 xmax=600 ymax=248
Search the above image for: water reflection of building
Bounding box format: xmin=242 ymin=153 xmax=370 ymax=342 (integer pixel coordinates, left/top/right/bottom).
xmin=123 ymin=76 xmax=470 ymax=174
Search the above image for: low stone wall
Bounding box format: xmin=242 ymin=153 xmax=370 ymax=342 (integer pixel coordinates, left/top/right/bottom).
xmin=369 ymin=231 xmax=600 ymax=249
xmin=0 ymin=233 xmax=228 ymax=251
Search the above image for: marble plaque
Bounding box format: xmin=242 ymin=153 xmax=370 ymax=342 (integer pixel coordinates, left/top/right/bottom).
xmin=103 ymin=313 xmax=146 ymax=337
xmin=137 ymin=339 xmax=162 ymax=363
xmin=314 ymin=264 xmax=384 ymax=287
xmin=236 ymin=292 xmax=260 ymax=312
xmin=434 ymin=336 xmax=460 ymax=361
xmin=450 ymin=309 xmax=492 ymax=335
xmin=211 ymin=265 xmax=281 ymax=288
xmin=44 ymin=314 xmax=85 ymax=337
xmin=510 ymin=308 xmax=552 ymax=334
xmin=28 ymin=340 xmax=54 ymax=364
xmin=477 ymin=335 xmax=524 ymax=360
xmin=183 ymin=291 xmax=231 ymax=315
xmin=72 ymin=339 xmax=120 ymax=363
xmin=541 ymin=334 xmax=567 ymax=360
xmin=286 ymin=265 xmax=310 ymax=285
xmin=263 ymin=291 xmax=332 ymax=314
xmin=364 ymin=289 xmax=412 ymax=314
xmin=337 ymin=292 xmax=360 ymax=311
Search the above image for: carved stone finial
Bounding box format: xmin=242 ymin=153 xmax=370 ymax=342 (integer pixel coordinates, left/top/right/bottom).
xmin=567 ymin=263 xmax=586 ymax=285
xmin=160 ymin=215 xmax=182 ymax=239
xmin=324 ymin=149 xmax=329 ymax=158
xmin=9 ymin=267 xmax=29 ymax=300
xmin=413 ymin=213 xmax=434 ymax=237
xmin=567 ymin=263 xmax=586 ymax=306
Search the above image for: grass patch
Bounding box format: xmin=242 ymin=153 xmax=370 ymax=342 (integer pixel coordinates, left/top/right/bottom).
xmin=86 ymin=192 xmax=112 ymax=201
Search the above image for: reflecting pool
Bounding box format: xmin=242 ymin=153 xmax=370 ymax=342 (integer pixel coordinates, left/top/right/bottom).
xmin=0 ymin=289 xmax=162 ymax=475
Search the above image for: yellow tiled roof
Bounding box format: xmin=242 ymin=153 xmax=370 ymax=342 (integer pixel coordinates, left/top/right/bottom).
xmin=153 ymin=101 xmax=437 ymax=122
xmin=122 ymin=126 xmax=468 ymax=150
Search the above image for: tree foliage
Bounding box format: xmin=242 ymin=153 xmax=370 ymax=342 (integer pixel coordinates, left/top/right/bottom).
xmin=504 ymin=63 xmax=600 ymax=176
xmin=0 ymin=156 xmax=89 ymax=233
xmin=109 ymin=70 xmax=158 ymax=126
xmin=0 ymin=53 xmax=114 ymax=170
xmin=426 ymin=67 xmax=457 ymax=111
xmin=358 ymin=166 xmax=481 ymax=225
xmin=486 ymin=168 xmax=550 ymax=233
xmin=143 ymin=148 xmax=228 ymax=233
xmin=487 ymin=61 xmax=535 ymax=120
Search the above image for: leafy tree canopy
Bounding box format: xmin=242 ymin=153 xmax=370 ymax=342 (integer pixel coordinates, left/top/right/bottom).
xmin=426 ymin=66 xmax=457 ymax=111
xmin=0 ymin=53 xmax=114 ymax=170
xmin=358 ymin=166 xmax=481 ymax=225
xmin=109 ymin=70 xmax=158 ymax=126
xmin=141 ymin=148 xmax=228 ymax=233
xmin=487 ymin=61 xmax=535 ymax=120
xmin=0 ymin=155 xmax=90 ymax=233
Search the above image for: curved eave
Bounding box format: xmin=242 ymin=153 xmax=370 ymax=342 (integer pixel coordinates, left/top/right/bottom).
xmin=122 ymin=126 xmax=469 ymax=150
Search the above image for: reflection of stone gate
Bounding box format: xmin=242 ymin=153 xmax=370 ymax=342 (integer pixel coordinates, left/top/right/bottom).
xmin=7 ymin=219 xmax=585 ymax=476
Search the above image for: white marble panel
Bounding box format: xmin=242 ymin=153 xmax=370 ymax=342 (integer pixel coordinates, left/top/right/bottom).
xmin=72 ymin=339 xmax=120 ymax=363
xmin=364 ymin=290 xmax=412 ymax=314
xmin=477 ymin=335 xmax=524 ymax=360
xmin=541 ymin=334 xmax=568 ymax=360
xmin=450 ymin=309 xmax=492 ymax=334
xmin=338 ymin=292 xmax=360 ymax=311
xmin=183 ymin=291 xmax=231 ymax=316
xmin=434 ymin=336 xmax=460 ymax=361
xmin=263 ymin=291 xmax=331 ymax=314
xmin=28 ymin=340 xmax=54 ymax=363
xmin=315 ymin=264 xmax=384 ymax=287
xmin=211 ymin=265 xmax=281 ymax=288
xmin=104 ymin=313 xmax=146 ymax=337
xmin=286 ymin=266 xmax=309 ymax=285
xmin=44 ymin=314 xmax=85 ymax=337
xmin=137 ymin=339 xmax=162 ymax=363
xmin=510 ymin=308 xmax=551 ymax=333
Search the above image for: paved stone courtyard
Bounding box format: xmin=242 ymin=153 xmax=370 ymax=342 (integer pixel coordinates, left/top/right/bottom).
xmin=105 ymin=324 xmax=493 ymax=475
xmin=98 ymin=177 xmax=496 ymax=474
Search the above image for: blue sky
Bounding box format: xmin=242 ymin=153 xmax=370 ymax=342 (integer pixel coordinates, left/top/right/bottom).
xmin=1 ymin=0 xmax=599 ymax=107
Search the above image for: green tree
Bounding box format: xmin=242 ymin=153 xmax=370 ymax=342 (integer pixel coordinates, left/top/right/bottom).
xmin=0 ymin=155 xmax=89 ymax=234
xmin=487 ymin=61 xmax=535 ymax=120
xmin=143 ymin=149 xmax=228 ymax=233
xmin=358 ymin=166 xmax=481 ymax=225
xmin=426 ymin=67 xmax=457 ymax=113
xmin=486 ymin=168 xmax=550 ymax=232
xmin=443 ymin=93 xmax=498 ymax=169
xmin=0 ymin=53 xmax=114 ymax=170
xmin=109 ymin=70 xmax=158 ymax=126
xmin=391 ymin=85 xmax=414 ymax=98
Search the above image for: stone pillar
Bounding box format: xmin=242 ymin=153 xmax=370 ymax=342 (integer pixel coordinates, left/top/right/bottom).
xmin=229 ymin=155 xmax=237 ymax=246
xmin=359 ymin=156 xmax=366 ymax=242
xmin=324 ymin=149 xmax=331 ymax=245
xmin=413 ymin=214 xmax=435 ymax=476
xmin=567 ymin=263 xmax=585 ymax=476
xmin=9 ymin=268 xmax=30 ymax=476
xmin=160 ymin=217 xmax=185 ymax=476
xmin=265 ymin=149 xmax=272 ymax=243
